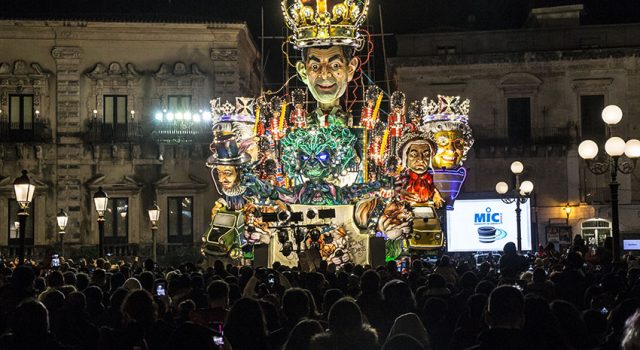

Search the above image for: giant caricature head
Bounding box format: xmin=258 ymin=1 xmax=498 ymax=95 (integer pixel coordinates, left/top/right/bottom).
xmin=281 ymin=125 xmax=357 ymax=181
xmin=423 ymin=121 xmax=473 ymax=170
xmin=215 ymin=165 xmax=239 ymax=191
xmin=432 ymin=130 xmax=465 ymax=169
xmin=296 ymin=46 xmax=359 ymax=107
xmin=406 ymin=142 xmax=432 ymax=175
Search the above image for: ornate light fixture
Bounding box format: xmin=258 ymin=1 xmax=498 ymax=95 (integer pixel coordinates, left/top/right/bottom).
xmin=495 ymin=161 xmax=534 ymax=253
xmin=578 ymin=104 xmax=640 ymax=262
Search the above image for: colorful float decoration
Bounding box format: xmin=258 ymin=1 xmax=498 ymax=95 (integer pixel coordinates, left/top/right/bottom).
xmin=201 ymin=0 xmax=474 ymax=266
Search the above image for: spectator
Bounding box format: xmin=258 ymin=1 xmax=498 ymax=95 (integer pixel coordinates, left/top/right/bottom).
xmin=283 ymin=319 xmax=324 ymax=350
xmin=309 ymin=297 xmax=378 ymax=350
xmin=382 ymin=334 xmax=425 ymax=350
xmin=225 ymin=297 xmax=271 ymax=350
xmin=0 ymin=300 xmax=67 ymax=349
xmin=525 ymin=267 xmax=555 ymax=301
xmin=271 ymin=288 xmax=311 ymax=348
xmin=498 ymin=242 xmax=527 ymax=277
xmin=434 ymin=255 xmax=458 ymax=286
xmin=190 ymin=280 xmax=229 ymax=328
xmin=468 ymin=285 xmax=532 ymax=350
xmin=387 ymin=312 xmax=430 ymax=348
xmin=357 ymin=269 xmax=386 ymax=336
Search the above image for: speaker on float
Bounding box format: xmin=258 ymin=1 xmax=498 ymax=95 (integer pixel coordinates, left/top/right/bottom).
xmin=369 ymin=236 xmax=386 ymax=267
xmin=253 ymin=244 xmax=269 ymax=268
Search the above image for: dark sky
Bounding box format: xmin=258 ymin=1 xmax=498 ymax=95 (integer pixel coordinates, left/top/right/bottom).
xmin=2 ymin=0 xmax=640 ymax=88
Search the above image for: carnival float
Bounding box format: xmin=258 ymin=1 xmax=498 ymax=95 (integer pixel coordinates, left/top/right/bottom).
xmin=201 ymin=0 xmax=474 ymax=268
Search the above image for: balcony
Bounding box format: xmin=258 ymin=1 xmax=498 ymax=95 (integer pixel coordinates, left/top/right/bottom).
xmin=85 ymin=119 xmax=142 ymax=143
xmin=0 ymin=118 xmax=52 ymax=143
xmin=150 ymin=111 xmax=213 ymax=144
xmin=472 ymin=126 xmax=576 ymax=147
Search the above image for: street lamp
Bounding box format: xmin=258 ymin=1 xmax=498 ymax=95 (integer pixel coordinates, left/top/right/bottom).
xmin=495 ymin=161 xmax=534 ymax=253
xmin=93 ymin=187 xmax=109 ymax=258
xmin=147 ymin=202 xmax=160 ymax=262
xmin=13 ymin=170 xmax=35 ymax=265
xmin=578 ymin=104 xmax=640 ymax=263
xmin=563 ymin=204 xmax=572 ymax=224
xmin=57 ymin=209 xmax=68 ymax=257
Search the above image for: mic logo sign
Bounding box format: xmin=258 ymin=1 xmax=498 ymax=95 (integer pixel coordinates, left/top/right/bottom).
xmin=474 ymin=207 xmax=502 ymax=225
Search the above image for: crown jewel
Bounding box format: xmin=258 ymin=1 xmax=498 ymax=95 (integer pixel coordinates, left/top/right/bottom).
xmin=282 ymin=0 xmax=370 ymax=50
xmin=210 ymin=97 xmax=256 ymax=123
xmin=422 ymin=95 xmax=470 ymax=123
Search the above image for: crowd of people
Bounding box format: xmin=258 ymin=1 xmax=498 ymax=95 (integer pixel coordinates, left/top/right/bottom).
xmin=0 ymin=237 xmax=639 ymax=350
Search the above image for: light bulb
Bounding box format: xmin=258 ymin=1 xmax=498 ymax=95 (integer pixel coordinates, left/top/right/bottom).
xmin=496 ymin=182 xmax=509 ymax=195
xmin=625 ymin=139 xmax=640 ymax=159
xmin=510 ymin=161 xmax=524 ymax=174
xmin=602 ymin=105 xmax=623 ymax=125
xmin=578 ymin=140 xmax=598 ymax=160
xmin=605 ymin=137 xmax=626 ymax=157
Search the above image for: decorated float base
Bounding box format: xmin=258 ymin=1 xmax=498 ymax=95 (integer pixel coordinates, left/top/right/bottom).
xmin=268 ymin=205 xmax=370 ymax=268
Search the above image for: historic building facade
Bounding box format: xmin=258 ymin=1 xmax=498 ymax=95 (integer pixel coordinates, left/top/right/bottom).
xmin=390 ymin=5 xmax=640 ymax=247
xmin=0 ymin=19 xmax=260 ymax=258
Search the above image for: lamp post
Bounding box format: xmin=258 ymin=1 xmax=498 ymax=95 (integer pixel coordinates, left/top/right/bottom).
xmin=13 ymin=170 xmax=35 ymax=265
xmin=578 ymin=105 xmax=640 ymax=263
xmin=147 ymin=202 xmax=160 ymax=262
xmin=93 ymin=187 xmax=109 ymax=258
xmin=495 ymin=161 xmax=534 ymax=253
xmin=563 ymin=204 xmax=572 ymax=225
xmin=56 ymin=209 xmax=68 ymax=257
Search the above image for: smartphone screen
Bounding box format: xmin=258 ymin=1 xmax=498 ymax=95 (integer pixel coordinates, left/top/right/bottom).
xmin=51 ymin=254 xmax=60 ymax=267
xmin=155 ymin=283 xmax=166 ymax=296
xmin=211 ymin=322 xmax=224 ymax=347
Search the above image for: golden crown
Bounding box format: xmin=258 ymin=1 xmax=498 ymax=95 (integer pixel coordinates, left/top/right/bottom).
xmin=281 ymin=0 xmax=370 ymax=50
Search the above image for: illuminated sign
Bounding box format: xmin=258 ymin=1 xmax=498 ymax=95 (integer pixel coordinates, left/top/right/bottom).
xmin=446 ymin=198 xmax=532 ymax=252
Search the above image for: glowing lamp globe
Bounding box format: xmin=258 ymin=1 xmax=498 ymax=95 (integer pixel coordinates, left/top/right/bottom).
xmin=510 ymin=161 xmax=524 ymax=175
xmin=13 ymin=170 xmax=35 ymax=210
xmin=148 ymin=202 xmax=161 ymax=227
xmin=578 ymin=140 xmax=598 ymax=160
xmin=625 ymin=139 xmax=640 ymax=159
xmin=605 ymin=137 xmax=626 ymax=157
xmin=57 ymin=209 xmax=68 ymax=232
xmin=496 ymin=182 xmax=509 ymax=195
xmin=519 ymin=180 xmax=534 ymax=195
xmin=93 ymin=187 xmax=109 ymax=218
xmin=601 ymin=105 xmax=623 ymax=125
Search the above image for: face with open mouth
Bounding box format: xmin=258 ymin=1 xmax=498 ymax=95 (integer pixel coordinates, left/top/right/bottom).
xmin=299 ymin=46 xmax=358 ymax=106
xmin=433 ymin=130 xmax=465 ymax=169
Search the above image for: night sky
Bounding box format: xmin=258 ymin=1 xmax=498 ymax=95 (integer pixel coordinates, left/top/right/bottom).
xmin=2 ymin=0 xmax=640 ymax=88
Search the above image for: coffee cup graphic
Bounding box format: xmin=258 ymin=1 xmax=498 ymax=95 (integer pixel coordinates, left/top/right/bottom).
xmin=478 ymin=226 xmax=507 ymax=243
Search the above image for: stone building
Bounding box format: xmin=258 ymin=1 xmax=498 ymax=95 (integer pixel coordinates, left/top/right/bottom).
xmin=0 ymin=19 xmax=260 ymax=258
xmin=390 ymin=5 xmax=640 ymax=247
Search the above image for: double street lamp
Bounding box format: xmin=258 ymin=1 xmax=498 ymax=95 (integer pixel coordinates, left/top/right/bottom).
xmin=93 ymin=187 xmax=109 ymax=258
xmin=147 ymin=202 xmax=161 ymax=262
xmin=495 ymin=161 xmax=534 ymax=253
xmin=578 ymin=105 xmax=640 ymax=263
xmin=56 ymin=209 xmax=68 ymax=257
xmin=13 ymin=170 xmax=35 ymax=265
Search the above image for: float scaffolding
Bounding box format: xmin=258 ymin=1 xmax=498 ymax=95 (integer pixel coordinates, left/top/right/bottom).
xmin=201 ymin=0 xmax=475 ymax=268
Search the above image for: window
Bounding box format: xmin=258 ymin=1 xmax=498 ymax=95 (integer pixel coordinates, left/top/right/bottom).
xmin=8 ymin=199 xmax=34 ymax=246
xmin=168 ymin=95 xmax=191 ymax=112
xmin=104 ymin=95 xmax=128 ymax=126
xmin=104 ymin=198 xmax=128 ymax=244
xmin=9 ymin=94 xmax=34 ymax=131
xmin=436 ymin=45 xmax=457 ymax=55
xmin=580 ymin=95 xmax=605 ymax=143
xmin=507 ymin=97 xmax=531 ymax=142
xmin=168 ymin=197 xmax=193 ymax=243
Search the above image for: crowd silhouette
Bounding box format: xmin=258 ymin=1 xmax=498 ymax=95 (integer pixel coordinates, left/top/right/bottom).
xmin=0 ymin=236 xmax=639 ymax=350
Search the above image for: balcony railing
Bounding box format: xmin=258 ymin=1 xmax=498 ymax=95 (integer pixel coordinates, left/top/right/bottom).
xmin=0 ymin=118 xmax=52 ymax=143
xmin=472 ymin=126 xmax=576 ymax=147
xmin=85 ymin=119 xmax=142 ymax=143
xmin=151 ymin=120 xmax=213 ymax=144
